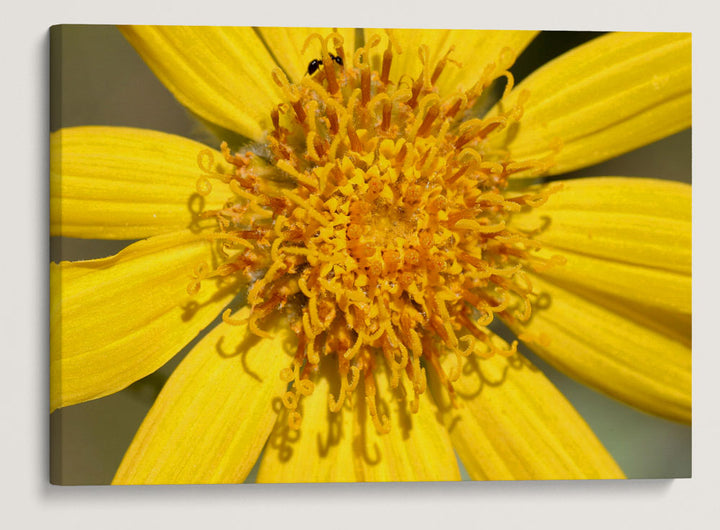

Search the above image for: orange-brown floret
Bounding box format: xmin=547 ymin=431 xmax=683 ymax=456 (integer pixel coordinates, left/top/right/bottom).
xmin=191 ymin=31 xmax=559 ymax=433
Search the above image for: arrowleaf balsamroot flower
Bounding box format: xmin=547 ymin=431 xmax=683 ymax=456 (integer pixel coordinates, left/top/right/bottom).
xmin=50 ymin=27 xmax=691 ymax=483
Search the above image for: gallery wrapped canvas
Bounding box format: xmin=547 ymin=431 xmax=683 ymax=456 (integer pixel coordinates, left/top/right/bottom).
xmin=50 ymin=25 xmax=691 ymax=485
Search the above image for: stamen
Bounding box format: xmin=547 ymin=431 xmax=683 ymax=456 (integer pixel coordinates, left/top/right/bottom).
xmin=189 ymin=32 xmax=559 ymax=434
xmin=381 ymin=45 xmax=393 ymax=85
xmin=431 ymin=46 xmax=459 ymax=85
xmin=222 ymin=308 xmax=247 ymax=326
xmin=365 ymin=370 xmax=391 ymax=434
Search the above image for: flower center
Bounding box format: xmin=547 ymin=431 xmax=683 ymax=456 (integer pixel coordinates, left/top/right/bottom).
xmin=191 ymin=31 xmax=558 ymax=432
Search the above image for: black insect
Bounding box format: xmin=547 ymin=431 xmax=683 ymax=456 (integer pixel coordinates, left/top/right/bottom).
xmin=307 ymin=53 xmax=344 ymax=75
xmin=307 ymin=58 xmax=323 ymax=75
xmin=329 ymin=53 xmax=343 ymax=67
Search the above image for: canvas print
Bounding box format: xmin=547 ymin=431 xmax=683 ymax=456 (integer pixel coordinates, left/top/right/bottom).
xmin=49 ymin=26 xmax=691 ymax=484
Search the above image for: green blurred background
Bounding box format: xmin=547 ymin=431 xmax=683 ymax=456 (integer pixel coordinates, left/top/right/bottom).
xmin=49 ymin=25 xmax=692 ymax=484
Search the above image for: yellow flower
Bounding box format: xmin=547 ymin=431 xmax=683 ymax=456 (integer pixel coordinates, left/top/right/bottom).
xmin=50 ymin=27 xmax=691 ymax=483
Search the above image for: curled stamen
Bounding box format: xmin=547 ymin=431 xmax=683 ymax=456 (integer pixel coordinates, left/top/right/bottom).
xmin=365 ymin=372 xmax=391 ymax=434
xmin=248 ymin=311 xmax=274 ymax=339
xmin=448 ymin=349 xmax=463 ymax=382
xmin=222 ymin=308 xmax=248 ymax=326
xmin=196 ymin=175 xmax=214 ymax=196
xmin=325 ymin=32 xmax=345 ymax=55
xmin=384 ymin=29 xmax=403 ymax=54
xmin=408 ymin=93 xmax=440 ymax=140
xmin=197 ymin=148 xmax=216 ymax=174
xmin=392 ymin=87 xmax=413 ymax=106
xmin=352 ymin=46 xmax=369 ymax=69
xmin=498 ymin=70 xmax=516 ymax=100
xmin=328 ymin=387 xmax=346 ymax=413
xmin=368 ymin=92 xmax=390 ymax=121
xmin=497 ymin=46 xmax=517 ymax=72
xmin=328 ymin=360 xmax=350 ymax=412
xmin=288 ymin=411 xmax=303 ymax=430
xmin=458 ymin=334 xmax=476 ymax=356
xmin=297 ymin=378 xmax=315 ymax=396
xmin=344 ymin=332 xmax=364 ymax=360
xmin=282 ymin=390 xmax=298 ymax=409
xmin=353 ymin=34 xmax=382 ymax=69
xmin=347 ymin=365 xmax=360 ymax=391
xmin=305 ymin=333 xmax=320 ymax=365
xmin=302 ymin=32 xmax=327 ymax=56
xmin=431 ymin=45 xmax=459 ymax=85
xmin=191 ymin=29 xmax=559 ymax=437
xmin=280 ymin=363 xmax=297 ymax=383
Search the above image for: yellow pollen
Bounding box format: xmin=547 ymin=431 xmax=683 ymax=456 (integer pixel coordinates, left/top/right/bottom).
xmin=192 ymin=32 xmax=561 ymax=432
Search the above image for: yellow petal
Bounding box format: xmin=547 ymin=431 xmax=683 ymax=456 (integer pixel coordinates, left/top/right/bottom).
xmin=256 ymin=363 xmax=358 ymax=483
xmin=432 ymin=30 xmax=538 ymax=96
xmin=51 ymin=126 xmax=232 ymax=240
xmin=258 ymin=362 xmax=460 ymax=482
xmin=113 ymin=310 xmax=295 ymax=484
xmin=50 ymin=231 xmax=238 ymax=411
xmin=512 ymin=177 xmax=691 ymax=315
xmin=513 ymin=177 xmax=690 ymax=274
xmin=431 ymin=351 xmax=625 ymax=480
xmin=535 ymin=247 xmax=690 ymax=316
xmin=120 ymin=26 xmax=283 ymax=142
xmin=490 ymin=32 xmax=691 ymax=175
xmin=354 ymin=363 xmax=460 ymax=482
xmin=365 ymin=29 xmax=536 ymax=97
xmin=256 ymin=27 xmax=356 ymax=84
xmin=516 ymin=275 xmax=691 ymax=423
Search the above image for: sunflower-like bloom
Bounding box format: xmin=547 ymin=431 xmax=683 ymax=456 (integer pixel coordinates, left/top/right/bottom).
xmin=50 ymin=27 xmax=691 ymax=483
